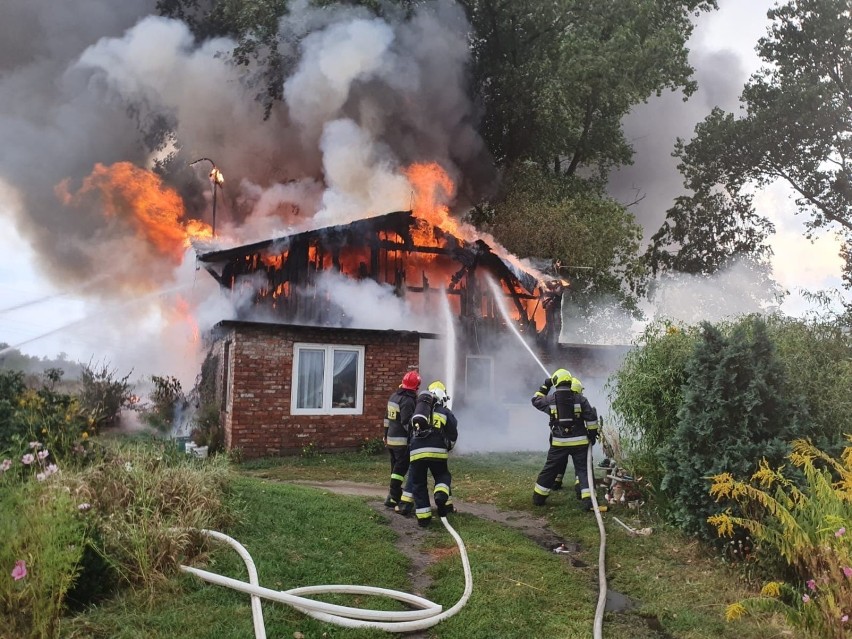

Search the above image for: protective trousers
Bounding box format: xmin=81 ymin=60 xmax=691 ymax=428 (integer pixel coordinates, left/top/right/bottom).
xmin=386 ymin=446 xmax=410 ymax=504
xmin=533 ymin=444 xmax=589 ymax=505
xmin=409 ymin=457 xmax=452 ymax=526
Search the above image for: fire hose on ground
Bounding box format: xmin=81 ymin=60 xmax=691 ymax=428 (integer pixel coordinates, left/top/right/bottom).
xmin=587 ymin=443 xmax=608 ymax=639
xmin=179 ymin=516 xmax=473 ymax=638
xmin=180 ymin=449 xmax=604 ymax=637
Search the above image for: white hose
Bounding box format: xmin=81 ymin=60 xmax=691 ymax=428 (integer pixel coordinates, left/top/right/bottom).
xmin=587 ymin=443 xmax=607 ymax=639
xmin=181 ymin=516 xmax=472 ymax=636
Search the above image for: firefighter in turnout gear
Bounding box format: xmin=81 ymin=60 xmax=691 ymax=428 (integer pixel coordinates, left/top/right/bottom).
xmin=383 ymin=371 xmax=420 ymax=509
xmin=552 ymin=377 xmax=587 ymax=496
xmin=408 ymin=381 xmax=458 ymax=527
xmin=532 ymin=369 xmax=604 ymax=512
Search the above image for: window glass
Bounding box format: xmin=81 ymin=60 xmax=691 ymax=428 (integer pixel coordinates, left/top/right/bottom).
xmin=297 ymin=348 xmax=325 ymax=409
xmin=331 ymin=349 xmax=358 ymax=408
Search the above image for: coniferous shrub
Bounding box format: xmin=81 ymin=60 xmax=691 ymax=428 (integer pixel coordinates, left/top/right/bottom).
xmin=659 ymin=318 xmax=802 ymax=539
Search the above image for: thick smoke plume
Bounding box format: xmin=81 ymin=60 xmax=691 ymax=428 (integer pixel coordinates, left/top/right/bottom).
xmin=0 ymin=0 xmax=490 ymax=382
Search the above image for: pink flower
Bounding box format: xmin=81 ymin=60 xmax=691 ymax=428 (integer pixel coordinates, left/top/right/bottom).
xmin=45 ymin=464 xmax=58 ymax=476
xmin=28 ymin=442 xmax=41 ymax=450
xmin=36 ymin=472 xmax=46 ymax=482
xmin=807 ymin=579 xmax=817 ymax=591
xmin=36 ymin=450 xmax=49 ymax=461
xmin=20 ymin=454 xmax=34 ymax=465
xmin=78 ymin=503 xmax=91 ymax=511
xmin=843 ymin=567 xmax=852 ymax=579
xmin=836 ymin=527 xmax=847 ymax=538
xmin=0 ymin=459 xmax=10 ymax=472
xmin=843 ymin=615 xmax=849 ymax=623
xmin=802 ymin=594 xmax=811 ymax=603
xmin=11 ymin=560 xmax=26 ymax=581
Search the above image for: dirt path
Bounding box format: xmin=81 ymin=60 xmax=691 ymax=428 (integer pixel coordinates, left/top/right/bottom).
xmin=263 ymin=479 xmax=674 ymax=637
xmin=288 ymin=480 xmax=587 ymax=575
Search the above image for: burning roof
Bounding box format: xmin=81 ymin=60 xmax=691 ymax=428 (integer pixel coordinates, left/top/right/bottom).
xmin=197 ymin=210 xmax=564 ymax=344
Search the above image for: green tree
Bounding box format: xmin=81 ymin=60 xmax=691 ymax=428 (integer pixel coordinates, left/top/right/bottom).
xmin=646 ymin=188 xmax=775 ymax=276
xmin=471 ymin=162 xmax=647 ymax=309
xmin=463 ymin=0 xmax=718 ymax=175
xmin=674 ymin=0 xmax=852 ymax=293
xmin=660 ymin=318 xmax=800 ymax=539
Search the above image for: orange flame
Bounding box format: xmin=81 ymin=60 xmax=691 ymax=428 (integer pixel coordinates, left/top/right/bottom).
xmin=55 ymin=162 xmax=212 ymax=264
xmin=403 ymin=162 xmax=459 ymax=243
xmin=173 ymin=296 xmax=200 ymax=344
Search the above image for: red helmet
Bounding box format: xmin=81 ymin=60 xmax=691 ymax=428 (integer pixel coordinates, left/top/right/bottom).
xmin=401 ymin=371 xmax=421 ymax=390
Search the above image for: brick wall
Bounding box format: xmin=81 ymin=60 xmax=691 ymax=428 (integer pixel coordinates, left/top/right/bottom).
xmin=213 ymin=322 xmax=421 ymax=459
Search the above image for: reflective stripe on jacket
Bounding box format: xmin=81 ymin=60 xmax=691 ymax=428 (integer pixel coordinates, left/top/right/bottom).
xmin=385 ymin=388 xmax=417 ymax=447
xmin=409 ymin=405 xmax=458 ymax=461
xmin=532 ymin=386 xmax=597 ymax=443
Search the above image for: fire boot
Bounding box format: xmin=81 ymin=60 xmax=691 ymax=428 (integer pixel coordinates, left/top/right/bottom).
xmin=574 ymin=477 xmax=582 ymax=501
xmin=583 ymin=499 xmax=608 ymax=513
xmin=435 ymin=493 xmax=449 ymax=517
xmin=384 ymin=495 xmax=397 ymax=509
xmin=553 ymin=473 xmax=564 ymax=490
xmin=395 ymin=502 xmax=413 ymax=517
xmin=533 ymin=492 xmax=548 ymax=506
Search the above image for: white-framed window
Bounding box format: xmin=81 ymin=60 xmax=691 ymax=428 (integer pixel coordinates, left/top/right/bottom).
xmin=465 ymin=355 xmax=494 ymax=400
xmin=291 ymin=343 xmax=365 ymax=415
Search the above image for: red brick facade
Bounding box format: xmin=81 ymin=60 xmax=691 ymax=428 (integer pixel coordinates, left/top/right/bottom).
xmin=210 ymin=321 xmax=425 ymax=459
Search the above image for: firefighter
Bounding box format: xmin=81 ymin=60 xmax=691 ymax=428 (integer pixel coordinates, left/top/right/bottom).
xmin=408 ymin=381 xmax=458 ymax=527
xmin=531 ymin=369 xmax=605 ymax=512
xmin=383 ymin=370 xmax=421 ymax=509
xmin=552 ymin=377 xmax=587 ymax=496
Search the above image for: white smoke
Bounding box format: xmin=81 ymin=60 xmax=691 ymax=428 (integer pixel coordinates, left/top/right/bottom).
xmin=0 ymin=0 xmax=490 ymax=383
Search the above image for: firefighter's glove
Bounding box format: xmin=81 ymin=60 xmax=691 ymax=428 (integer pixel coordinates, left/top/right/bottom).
xmin=587 ymin=430 xmax=599 ymax=445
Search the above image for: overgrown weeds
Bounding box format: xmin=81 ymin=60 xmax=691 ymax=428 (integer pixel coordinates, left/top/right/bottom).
xmin=709 ymin=437 xmax=852 ymax=637
xmin=0 ymin=438 xmax=233 ymax=639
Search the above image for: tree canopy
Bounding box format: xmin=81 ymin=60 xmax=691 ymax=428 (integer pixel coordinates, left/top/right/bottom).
xmin=462 ymin=0 xmax=717 ymax=176
xmin=664 ymin=0 xmax=851 ymax=292
xmin=646 ymin=188 xmax=775 ymax=276
xmin=470 ymin=162 xmax=646 ymax=310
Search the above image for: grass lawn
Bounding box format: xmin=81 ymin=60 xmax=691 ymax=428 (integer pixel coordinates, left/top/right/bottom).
xmin=66 ymin=452 xmax=788 ymax=638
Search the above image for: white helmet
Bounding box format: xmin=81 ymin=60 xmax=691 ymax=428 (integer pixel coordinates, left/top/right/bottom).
xmin=428 ymin=380 xmax=449 ymax=406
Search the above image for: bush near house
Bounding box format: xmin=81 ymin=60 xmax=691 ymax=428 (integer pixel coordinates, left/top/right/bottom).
xmin=608 ymin=313 xmax=852 ymax=531
xmin=606 ymin=320 xmax=699 ymax=511
xmin=75 ymin=362 xmax=134 ymax=430
xmin=660 ymin=319 xmax=800 ymax=540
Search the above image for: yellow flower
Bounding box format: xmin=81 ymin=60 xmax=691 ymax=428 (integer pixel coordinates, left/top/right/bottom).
xmin=760 ymin=582 xmax=782 ymax=598
xmin=725 ymin=603 xmax=747 ymax=621
xmin=708 ymin=512 xmax=734 ymax=537
xmin=41 ymin=428 xmax=48 ymax=434
xmin=82 ymin=432 xmax=89 ymax=440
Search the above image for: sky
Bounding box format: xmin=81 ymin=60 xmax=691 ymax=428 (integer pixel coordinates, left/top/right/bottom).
xmin=0 ymin=0 xmax=841 ymax=379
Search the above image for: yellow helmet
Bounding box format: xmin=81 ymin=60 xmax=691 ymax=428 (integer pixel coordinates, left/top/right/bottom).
xmin=428 ymin=381 xmax=449 ymax=405
xmin=570 ymin=377 xmax=584 ymax=393
xmin=551 ymin=368 xmax=572 ymax=387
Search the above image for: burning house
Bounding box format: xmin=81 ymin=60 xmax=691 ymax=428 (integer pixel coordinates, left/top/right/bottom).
xmin=198 ymin=208 xmax=568 ymax=457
